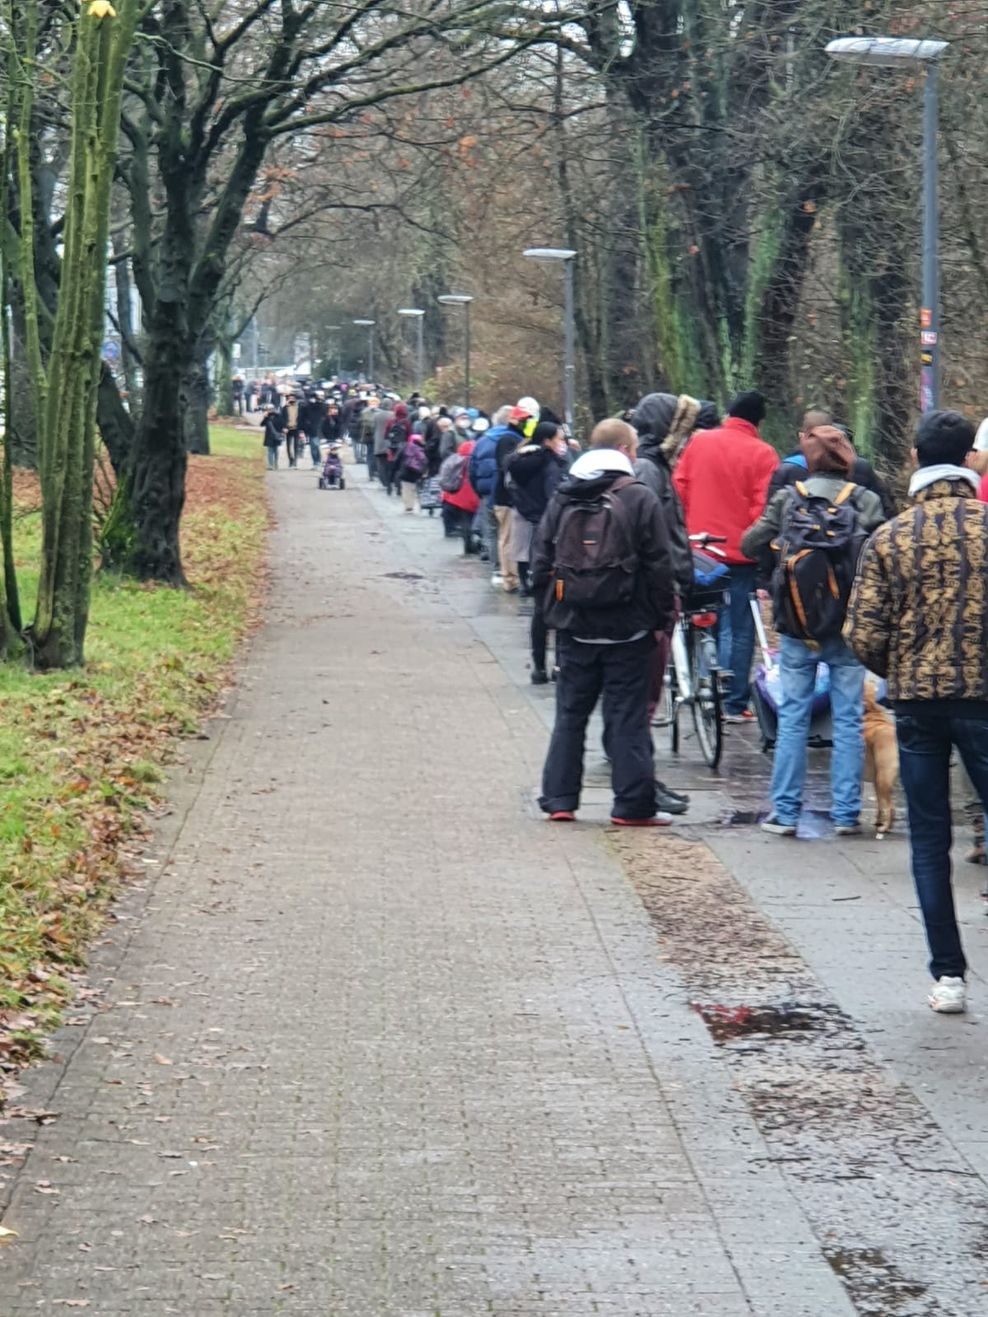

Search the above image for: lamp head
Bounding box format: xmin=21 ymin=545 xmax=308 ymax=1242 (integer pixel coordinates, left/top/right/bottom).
xmin=523 ymin=247 xmax=577 ymax=261
xmin=825 ymin=36 xmax=949 ymax=66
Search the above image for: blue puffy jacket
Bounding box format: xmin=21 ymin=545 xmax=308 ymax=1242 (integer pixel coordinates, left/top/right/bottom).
xmin=469 ymin=426 xmax=510 ymax=506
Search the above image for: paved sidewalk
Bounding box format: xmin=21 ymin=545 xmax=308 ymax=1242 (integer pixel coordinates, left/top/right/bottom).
xmin=1 ymin=464 xmax=986 ymax=1314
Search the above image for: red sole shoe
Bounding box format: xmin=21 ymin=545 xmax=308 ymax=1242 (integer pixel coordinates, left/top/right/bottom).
xmin=610 ymin=816 xmax=672 ymax=828
xmin=549 ymin=811 xmax=576 ymax=823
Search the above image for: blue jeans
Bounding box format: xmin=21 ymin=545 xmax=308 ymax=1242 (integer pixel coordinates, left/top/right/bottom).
xmin=716 ymin=564 xmax=757 ymax=714
xmin=770 ymin=636 xmax=864 ymax=827
xmin=265 ymin=445 xmax=279 ymax=470
xmin=897 ymin=708 xmax=988 ymax=980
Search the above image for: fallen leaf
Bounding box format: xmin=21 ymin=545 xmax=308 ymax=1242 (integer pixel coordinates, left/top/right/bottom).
xmin=0 ymin=1226 xmax=18 ymax=1240
xmin=153 ymin=1054 xmax=173 ymax=1066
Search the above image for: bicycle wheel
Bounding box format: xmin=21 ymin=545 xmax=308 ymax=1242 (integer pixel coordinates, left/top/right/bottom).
xmin=689 ymin=627 xmax=723 ymax=770
xmin=653 ymin=669 xmax=679 ymax=752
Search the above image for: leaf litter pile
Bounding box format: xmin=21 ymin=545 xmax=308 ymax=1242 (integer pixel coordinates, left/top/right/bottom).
xmin=0 ymin=431 xmax=268 ymax=1102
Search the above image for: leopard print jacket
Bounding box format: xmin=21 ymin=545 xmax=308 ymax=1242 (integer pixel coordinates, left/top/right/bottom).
xmin=845 ymin=479 xmax=988 ymax=701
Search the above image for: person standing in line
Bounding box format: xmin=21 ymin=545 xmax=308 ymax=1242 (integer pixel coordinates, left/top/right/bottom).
xmin=673 ymin=390 xmax=778 ymax=722
xmin=231 ymin=375 xmax=245 ymax=416
xmin=845 ymin=410 xmax=988 ymax=1014
xmin=372 ymin=398 xmax=396 ymax=487
xmin=261 ymin=407 xmax=283 ymax=470
xmin=280 ymin=393 xmax=301 ymax=468
xmin=741 ymin=425 xmax=884 ymax=836
xmin=396 ymin=430 xmax=428 ymax=512
xmin=504 ymin=420 xmax=571 ymax=682
xmin=533 ymin=418 xmax=677 ymax=827
xmin=440 ymin=437 xmax=480 ymax=549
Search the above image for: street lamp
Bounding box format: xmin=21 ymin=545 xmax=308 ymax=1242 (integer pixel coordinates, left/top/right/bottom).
xmin=352 ymin=318 xmax=375 ymax=382
xmin=826 ymin=36 xmax=949 ymax=412
xmin=523 ymin=247 xmax=577 ymax=429
xmin=437 ymin=294 xmax=473 ymax=408
xmin=397 ymin=308 xmax=425 ymax=392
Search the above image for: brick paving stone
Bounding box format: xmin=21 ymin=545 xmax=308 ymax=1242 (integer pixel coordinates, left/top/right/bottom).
xmin=0 ymin=469 xmax=854 ymax=1315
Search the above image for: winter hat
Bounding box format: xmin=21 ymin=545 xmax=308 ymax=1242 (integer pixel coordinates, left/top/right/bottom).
xmin=803 ymin=425 xmax=854 ymax=476
xmin=472 ymin=416 xmax=490 ymax=433
xmin=466 ymin=407 xmax=480 ymax=421
xmin=516 ymin=395 xmax=540 ymax=418
xmin=393 ymin=402 xmax=409 ymax=421
xmin=974 ymin=417 xmax=988 ymax=452
xmin=417 ymin=405 xmax=430 ymax=420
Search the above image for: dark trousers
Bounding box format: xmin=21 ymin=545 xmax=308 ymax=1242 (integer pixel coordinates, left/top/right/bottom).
xmin=716 ymin=563 xmax=757 ymax=714
xmin=531 ymin=610 xmax=549 ymax=674
xmin=897 ymin=708 xmax=988 ymax=980
xmin=377 ymin=452 xmax=395 ymax=493
xmin=285 ymin=430 xmax=299 ymax=466
xmin=541 ymin=633 xmax=657 ymax=820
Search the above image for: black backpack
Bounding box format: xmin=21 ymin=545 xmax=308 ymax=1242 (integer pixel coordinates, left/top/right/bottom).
xmin=770 ymin=481 xmax=867 ymax=642
xmin=549 ymin=477 xmax=638 ymax=611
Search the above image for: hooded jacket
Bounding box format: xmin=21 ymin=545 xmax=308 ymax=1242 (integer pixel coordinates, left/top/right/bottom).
xmin=468 ymin=425 xmax=509 ymax=504
xmin=845 ymin=474 xmax=988 ymax=705
xmin=673 ymin=417 xmax=779 ymax=565
xmin=504 ymin=443 xmax=569 ymax=524
xmin=531 ymin=450 xmax=676 ymax=640
xmin=442 ymin=440 xmax=480 ymax=513
xmin=630 ymin=393 xmax=696 ymax=595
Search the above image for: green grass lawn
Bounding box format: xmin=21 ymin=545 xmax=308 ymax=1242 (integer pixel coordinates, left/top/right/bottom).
xmin=0 ymin=428 xmax=268 ymax=1078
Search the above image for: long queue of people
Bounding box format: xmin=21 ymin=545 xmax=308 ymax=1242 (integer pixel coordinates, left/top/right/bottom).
xmin=356 ymin=386 xmax=988 ymax=1017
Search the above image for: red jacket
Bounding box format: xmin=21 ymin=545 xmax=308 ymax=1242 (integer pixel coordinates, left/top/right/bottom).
xmin=980 ymin=473 xmax=988 ymax=504
xmin=442 ymin=439 xmax=480 ymax=513
xmin=672 ymin=418 xmax=778 ymax=564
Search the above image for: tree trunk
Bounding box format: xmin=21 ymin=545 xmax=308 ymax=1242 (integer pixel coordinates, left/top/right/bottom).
xmin=125 ymin=309 xmax=191 ymax=584
xmin=33 ymin=0 xmax=139 ymax=666
xmin=185 ymin=351 xmax=211 ymax=454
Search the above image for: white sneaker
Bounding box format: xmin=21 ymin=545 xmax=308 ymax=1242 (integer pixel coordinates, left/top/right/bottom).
xmin=929 ymin=976 xmax=966 ymax=1014
xmin=491 ymin=573 xmax=503 ymax=587
xmin=834 ymin=823 xmax=862 ymax=837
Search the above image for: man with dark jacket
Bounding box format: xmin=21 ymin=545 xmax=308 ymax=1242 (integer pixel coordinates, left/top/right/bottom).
xmin=630 ymin=391 xmax=697 ymax=597
xmin=533 ymin=419 xmax=677 ymax=827
xmin=846 ymin=410 xmax=988 ymax=1015
xmin=767 ymin=408 xmax=897 ymax=520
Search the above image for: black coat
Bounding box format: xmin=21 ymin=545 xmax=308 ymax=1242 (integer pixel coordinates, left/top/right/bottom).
xmin=633 ymin=440 xmax=693 ymax=597
xmin=505 ymin=445 xmax=568 ymax=524
xmin=531 ymin=472 xmax=676 ymax=640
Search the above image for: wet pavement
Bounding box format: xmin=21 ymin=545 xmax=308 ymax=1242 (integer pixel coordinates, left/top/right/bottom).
xmin=1 ymin=460 xmax=987 ymax=1314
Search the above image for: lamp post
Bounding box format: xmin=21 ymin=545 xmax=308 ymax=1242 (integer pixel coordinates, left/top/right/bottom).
xmin=826 ymin=36 xmax=949 ymax=413
xmin=523 ymin=247 xmax=577 ymax=429
xmin=352 ymin=318 xmax=375 ymax=382
xmin=397 ymin=308 xmax=425 ymax=391
xmin=437 ymin=294 xmax=473 ymax=408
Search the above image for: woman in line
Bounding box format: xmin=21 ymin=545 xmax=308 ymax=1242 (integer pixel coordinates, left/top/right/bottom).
xmin=395 ymin=430 xmax=429 ymax=512
xmin=505 ymin=420 xmax=570 ymax=682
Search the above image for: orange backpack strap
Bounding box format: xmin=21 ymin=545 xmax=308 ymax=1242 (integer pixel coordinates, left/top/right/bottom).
xmin=794 ymin=480 xmax=809 ymax=498
xmin=833 ymin=482 xmax=856 ymax=506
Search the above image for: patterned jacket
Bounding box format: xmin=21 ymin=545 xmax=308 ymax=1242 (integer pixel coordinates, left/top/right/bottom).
xmin=845 ymin=478 xmax=988 ymax=701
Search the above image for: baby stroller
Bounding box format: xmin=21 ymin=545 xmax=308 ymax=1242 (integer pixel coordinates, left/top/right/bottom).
xmin=318 ymin=446 xmax=345 ymax=490
xmin=418 ymin=475 xmax=443 ymax=517
xmin=749 ymin=597 xmax=832 ymax=751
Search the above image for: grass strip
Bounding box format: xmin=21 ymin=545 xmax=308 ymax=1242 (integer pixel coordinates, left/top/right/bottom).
xmin=0 ymin=424 xmax=267 ymax=1089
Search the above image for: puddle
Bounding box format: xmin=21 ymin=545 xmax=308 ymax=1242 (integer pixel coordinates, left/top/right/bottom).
xmin=381 ymin=571 xmax=425 ymax=581
xmin=694 ymin=1000 xmax=847 ymax=1044
xmin=719 ymin=807 xmax=834 ymax=838
xmin=825 ymin=1246 xmax=935 ymax=1315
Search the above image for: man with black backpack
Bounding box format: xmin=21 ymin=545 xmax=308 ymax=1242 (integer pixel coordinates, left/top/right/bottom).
xmin=741 ymin=425 xmax=884 ymax=836
xmin=532 ymin=418 xmax=677 ymax=827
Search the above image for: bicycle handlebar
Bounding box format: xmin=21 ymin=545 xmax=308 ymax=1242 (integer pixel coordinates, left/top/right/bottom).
xmin=688 ymin=532 xmax=727 ymax=546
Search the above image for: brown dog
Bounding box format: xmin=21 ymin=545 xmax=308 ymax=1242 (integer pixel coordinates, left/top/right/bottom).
xmin=863 ymin=685 xmax=898 ymax=838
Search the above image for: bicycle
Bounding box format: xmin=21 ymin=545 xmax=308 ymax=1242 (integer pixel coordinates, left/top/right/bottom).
xmin=657 ymin=532 xmax=727 ymax=770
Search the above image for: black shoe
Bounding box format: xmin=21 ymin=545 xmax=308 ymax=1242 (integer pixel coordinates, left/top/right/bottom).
xmin=655 ymin=778 xmax=689 ymax=806
xmin=655 ymin=784 xmax=689 ymax=815
xmin=530 ymin=668 xmax=550 ymax=685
